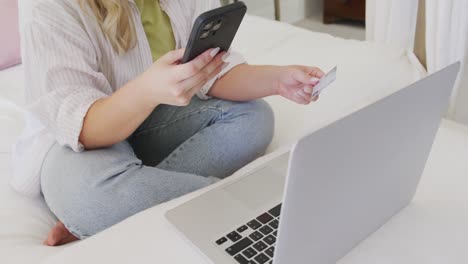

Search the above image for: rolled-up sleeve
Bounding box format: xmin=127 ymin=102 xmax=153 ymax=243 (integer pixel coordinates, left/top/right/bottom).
xmin=196 ymin=50 xmax=246 ymax=99
xmin=195 ymin=0 xmax=247 ymax=99
xmin=22 ymin=14 xmax=111 ymax=152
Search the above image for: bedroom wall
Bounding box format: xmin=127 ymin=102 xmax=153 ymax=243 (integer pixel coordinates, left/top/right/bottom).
xmin=280 ymin=0 xmax=323 ymax=23
xmin=453 ymin=64 xmax=468 ymax=125
xmin=242 ymin=0 xmax=322 ymax=23
xmin=240 ymin=0 xmax=275 ymax=20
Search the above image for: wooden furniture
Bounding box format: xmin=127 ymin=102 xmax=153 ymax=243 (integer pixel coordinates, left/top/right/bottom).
xmin=323 ymin=0 xmax=366 ymax=24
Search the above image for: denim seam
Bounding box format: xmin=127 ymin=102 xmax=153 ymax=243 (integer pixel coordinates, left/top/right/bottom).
xmin=133 ymin=107 xmax=223 ymax=137
xmin=62 ymin=221 xmax=90 ymax=240
xmin=162 ymin=103 xmax=231 ymax=165
xmin=162 ymin=124 xmax=207 ymax=166
xmin=42 ymin=190 xmax=90 ymax=240
xmin=41 ymin=145 xmax=90 ymax=240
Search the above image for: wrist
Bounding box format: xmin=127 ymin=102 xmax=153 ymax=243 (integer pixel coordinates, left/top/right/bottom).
xmin=132 ymin=73 xmax=160 ymax=110
xmin=270 ymin=65 xmax=286 ymax=96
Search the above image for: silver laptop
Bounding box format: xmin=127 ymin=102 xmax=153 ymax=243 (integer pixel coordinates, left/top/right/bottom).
xmin=166 ymin=62 xmax=461 ymax=264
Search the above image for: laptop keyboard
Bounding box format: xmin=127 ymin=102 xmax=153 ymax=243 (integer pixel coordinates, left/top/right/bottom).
xmin=215 ymin=204 xmax=282 ymax=264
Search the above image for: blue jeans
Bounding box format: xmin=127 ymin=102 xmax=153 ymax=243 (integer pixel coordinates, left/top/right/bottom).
xmin=41 ymin=98 xmax=274 ymax=239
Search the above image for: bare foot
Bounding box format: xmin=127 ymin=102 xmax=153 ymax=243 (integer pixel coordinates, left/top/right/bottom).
xmin=43 ymin=221 xmax=79 ymax=246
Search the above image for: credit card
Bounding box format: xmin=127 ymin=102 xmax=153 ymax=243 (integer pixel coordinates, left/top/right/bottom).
xmin=311 ymin=66 xmax=337 ymax=98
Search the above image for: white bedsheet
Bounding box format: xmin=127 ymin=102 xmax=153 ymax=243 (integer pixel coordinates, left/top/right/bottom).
xmin=0 ymin=15 xmax=428 ymax=263
xmin=43 ymin=120 xmax=468 ymax=264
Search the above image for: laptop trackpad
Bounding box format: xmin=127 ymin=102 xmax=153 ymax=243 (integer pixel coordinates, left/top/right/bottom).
xmin=222 ymin=153 xmax=289 ymax=211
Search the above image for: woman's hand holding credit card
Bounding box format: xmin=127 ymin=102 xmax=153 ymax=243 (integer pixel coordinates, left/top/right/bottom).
xmin=309 ymin=66 xmax=337 ymax=99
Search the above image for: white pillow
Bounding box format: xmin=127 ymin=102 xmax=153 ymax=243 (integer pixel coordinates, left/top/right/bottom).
xmin=0 ymin=0 xmax=21 ymax=70
xmin=0 ymin=98 xmax=25 ymax=153
xmin=0 ymin=64 xmax=26 ymax=153
xmin=0 ymin=65 xmax=25 ymax=105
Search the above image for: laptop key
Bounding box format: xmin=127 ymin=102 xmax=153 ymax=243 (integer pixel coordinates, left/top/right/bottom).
xmin=263 ymin=234 xmax=276 ymax=245
xmin=259 ymin=225 xmax=273 ymax=235
xmin=227 ymin=231 xmax=242 ymax=242
xmin=269 ymin=219 xmax=279 ymax=229
xmin=254 ymin=253 xmax=270 ymax=264
xmin=268 ymin=204 xmax=282 ymax=217
xmin=234 ymin=254 xmax=255 ymax=264
xmin=265 ymin=246 xmax=275 ymax=258
xmin=253 ymin=241 xmax=268 ymax=251
xmin=247 ymin=219 xmax=262 ymax=230
xmin=226 ymin=237 xmax=253 ymax=256
xmin=249 ymin=231 xmax=264 ymax=241
xmin=257 ymin=212 xmax=274 ymax=224
xmin=216 ymin=237 xmax=227 ymax=245
xmin=242 ymin=247 xmax=257 ymax=259
xmin=237 ymin=225 xmax=248 ymax=233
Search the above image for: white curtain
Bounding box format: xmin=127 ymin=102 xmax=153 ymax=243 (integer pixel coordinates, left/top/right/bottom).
xmin=367 ymin=0 xmax=468 ymax=124
xmin=425 ymin=0 xmax=468 ymax=120
xmin=366 ymin=0 xmax=419 ymax=50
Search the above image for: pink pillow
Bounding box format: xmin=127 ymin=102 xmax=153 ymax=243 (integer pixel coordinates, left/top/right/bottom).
xmin=0 ymin=0 xmax=21 ymax=70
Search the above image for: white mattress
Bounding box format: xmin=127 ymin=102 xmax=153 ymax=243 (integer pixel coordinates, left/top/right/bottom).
xmin=0 ymin=15 xmax=429 ymax=263
xmin=44 ymin=120 xmax=468 ymax=264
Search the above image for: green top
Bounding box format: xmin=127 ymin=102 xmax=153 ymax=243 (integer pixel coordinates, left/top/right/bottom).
xmin=135 ymin=0 xmax=176 ymax=61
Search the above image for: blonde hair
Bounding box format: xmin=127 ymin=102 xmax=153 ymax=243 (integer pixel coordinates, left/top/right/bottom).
xmin=79 ymin=0 xmax=137 ymax=54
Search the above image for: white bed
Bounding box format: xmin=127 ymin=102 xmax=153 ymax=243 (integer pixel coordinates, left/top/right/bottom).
xmin=4 ymin=15 xmax=462 ymax=264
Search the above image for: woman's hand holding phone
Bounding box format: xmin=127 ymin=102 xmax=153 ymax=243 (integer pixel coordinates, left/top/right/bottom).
xmin=79 ymin=47 xmax=226 ymax=150
xmin=137 ymin=47 xmax=227 ymax=107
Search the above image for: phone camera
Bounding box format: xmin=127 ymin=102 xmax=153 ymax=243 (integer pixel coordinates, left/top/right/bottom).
xmin=203 ymin=22 xmax=214 ymax=30
xmin=212 ymin=20 xmax=223 ymax=31
xmin=200 ymin=30 xmax=210 ymax=39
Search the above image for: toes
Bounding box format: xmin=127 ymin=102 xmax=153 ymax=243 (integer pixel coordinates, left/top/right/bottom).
xmin=45 ymin=232 xmax=60 ymax=246
xmin=59 ymin=233 xmax=79 ymax=245
xmin=44 ymin=221 xmax=71 ymax=246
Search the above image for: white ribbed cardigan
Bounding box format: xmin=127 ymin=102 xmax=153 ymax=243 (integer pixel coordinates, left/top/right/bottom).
xmin=12 ymin=0 xmax=245 ymax=197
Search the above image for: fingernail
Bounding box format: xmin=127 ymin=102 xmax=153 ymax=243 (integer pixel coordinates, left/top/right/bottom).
xmin=303 ymin=86 xmax=313 ymax=93
xmin=222 ymin=51 xmax=230 ymax=62
xmin=297 ymin=90 xmax=308 ymax=97
xmin=210 ymin=47 xmax=220 ymax=57
xmin=310 ymin=77 xmax=320 ymax=83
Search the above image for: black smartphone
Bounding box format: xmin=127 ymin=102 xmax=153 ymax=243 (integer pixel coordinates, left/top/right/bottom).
xmin=181 ymin=1 xmax=247 ymax=63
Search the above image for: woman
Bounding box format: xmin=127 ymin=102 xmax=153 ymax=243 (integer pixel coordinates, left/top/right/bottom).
xmin=16 ymin=0 xmax=324 ymax=246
